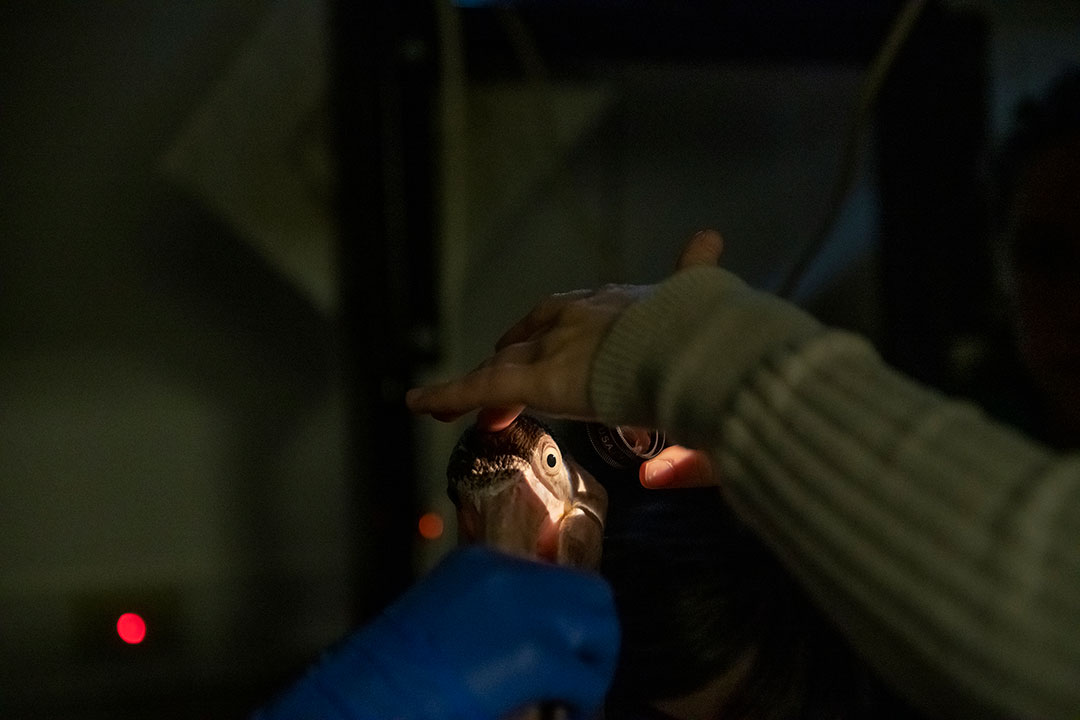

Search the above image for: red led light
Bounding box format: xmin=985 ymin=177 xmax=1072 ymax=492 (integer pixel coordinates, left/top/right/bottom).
xmin=418 ymin=512 xmax=444 ymax=540
xmin=116 ymin=612 xmax=147 ymax=645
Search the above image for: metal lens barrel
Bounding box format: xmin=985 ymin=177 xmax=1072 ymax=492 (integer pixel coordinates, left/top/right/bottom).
xmin=585 ymin=423 xmax=666 ymax=469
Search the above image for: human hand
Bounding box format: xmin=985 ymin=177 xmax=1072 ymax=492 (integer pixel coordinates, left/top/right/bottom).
xmin=406 ymin=230 xmax=728 ymax=433
xmin=253 ymin=546 xmax=619 ymax=720
xmin=639 ymin=443 xmax=717 ymax=489
xmin=407 ymin=283 xmax=650 ymax=431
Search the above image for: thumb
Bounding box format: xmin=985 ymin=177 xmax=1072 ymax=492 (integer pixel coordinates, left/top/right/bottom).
xmin=675 ymin=229 xmax=724 ymax=271
xmin=639 ymin=445 xmax=717 ymax=489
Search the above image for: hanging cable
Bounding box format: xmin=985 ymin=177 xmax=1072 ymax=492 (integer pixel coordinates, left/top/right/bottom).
xmin=776 ymin=0 xmax=928 ymax=299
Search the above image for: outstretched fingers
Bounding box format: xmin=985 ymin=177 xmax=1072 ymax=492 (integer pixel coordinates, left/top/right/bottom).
xmin=406 ymin=361 xmax=534 ymax=421
xmin=476 ymin=405 xmax=527 ymax=432
xmin=409 ymin=336 xmax=558 ymax=423
xmin=639 ymin=445 xmax=717 ymax=489
xmin=495 ymin=289 xmax=594 ymax=350
xmin=676 ymin=229 xmax=724 ymax=271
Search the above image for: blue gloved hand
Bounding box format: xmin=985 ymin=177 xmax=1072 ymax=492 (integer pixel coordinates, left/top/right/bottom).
xmin=253 ymin=546 xmax=619 ymax=720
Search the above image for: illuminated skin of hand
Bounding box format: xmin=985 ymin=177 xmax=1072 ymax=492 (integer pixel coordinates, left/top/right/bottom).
xmin=446 ymin=414 xmax=607 ymax=570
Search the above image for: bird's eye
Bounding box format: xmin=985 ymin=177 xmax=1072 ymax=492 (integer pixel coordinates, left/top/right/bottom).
xmin=539 ymin=443 xmax=562 ymax=473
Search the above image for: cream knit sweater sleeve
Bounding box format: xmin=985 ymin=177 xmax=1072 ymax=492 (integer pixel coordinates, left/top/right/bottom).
xmin=589 ymin=266 xmax=1080 ymax=720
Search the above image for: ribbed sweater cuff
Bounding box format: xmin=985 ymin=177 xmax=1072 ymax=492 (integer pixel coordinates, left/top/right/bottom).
xmin=589 ymin=266 xmax=823 ymax=440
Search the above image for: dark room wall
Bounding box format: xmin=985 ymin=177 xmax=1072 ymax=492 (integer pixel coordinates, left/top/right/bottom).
xmin=1 ymin=2 xmax=353 ymax=716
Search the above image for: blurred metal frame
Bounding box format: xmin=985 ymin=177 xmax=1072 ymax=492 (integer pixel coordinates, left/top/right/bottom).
xmin=456 ymin=0 xmax=908 ymax=80
xmin=333 ymin=0 xmax=441 ymax=622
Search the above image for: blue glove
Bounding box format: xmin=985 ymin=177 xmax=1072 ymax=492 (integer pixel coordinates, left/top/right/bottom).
xmin=253 ymin=546 xmax=619 ymax=720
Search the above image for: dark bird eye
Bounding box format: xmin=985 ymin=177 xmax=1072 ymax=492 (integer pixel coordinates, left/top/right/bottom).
xmin=546 ymin=452 xmax=557 ymax=468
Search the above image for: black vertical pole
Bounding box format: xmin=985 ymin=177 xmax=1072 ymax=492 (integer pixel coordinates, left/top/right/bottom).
xmin=876 ymin=3 xmax=991 ymax=390
xmin=332 ymin=0 xmax=441 ymax=623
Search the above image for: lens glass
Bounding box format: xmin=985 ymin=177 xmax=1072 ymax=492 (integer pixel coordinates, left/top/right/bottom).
xmin=618 ymin=426 xmax=654 ymax=455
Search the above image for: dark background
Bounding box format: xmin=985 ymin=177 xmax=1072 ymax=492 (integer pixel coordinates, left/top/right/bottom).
xmin=1 ymin=1 xmax=1078 ymax=717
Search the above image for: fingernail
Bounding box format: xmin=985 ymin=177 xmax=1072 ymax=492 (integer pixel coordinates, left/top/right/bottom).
xmin=405 ymin=388 xmax=423 ymax=405
xmin=642 ymin=460 xmax=674 ymax=488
